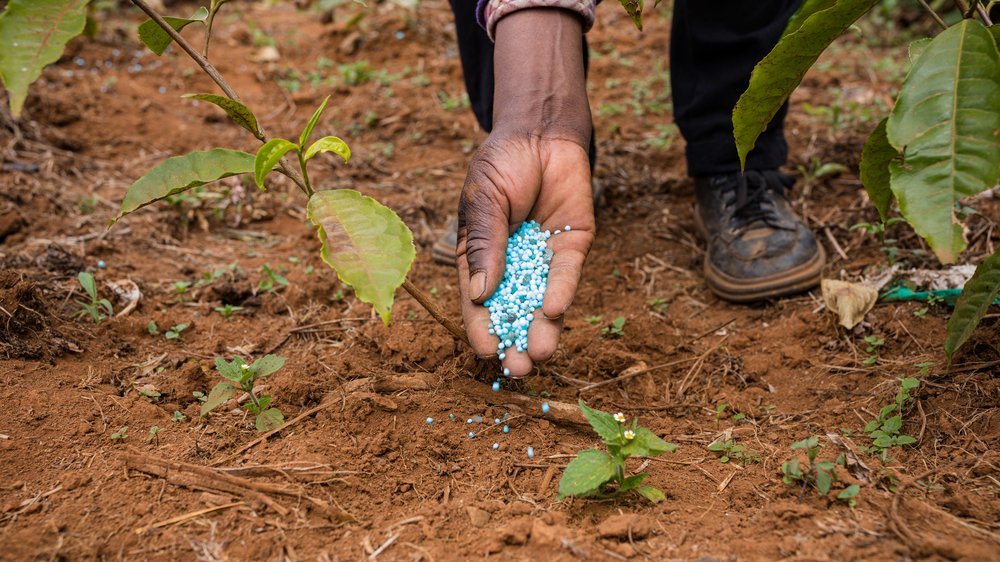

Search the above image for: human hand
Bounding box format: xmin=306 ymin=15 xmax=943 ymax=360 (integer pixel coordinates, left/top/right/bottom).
xmin=456 ymin=8 xmax=594 ymax=377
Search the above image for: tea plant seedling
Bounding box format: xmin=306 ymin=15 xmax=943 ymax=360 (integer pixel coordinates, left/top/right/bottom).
xmin=585 ymin=315 xmax=603 ymax=325
xmin=147 ymin=321 xmax=159 ymax=335
xmin=601 ymin=316 xmax=626 ymax=338
xmin=172 ymin=280 xmax=193 ymax=301
xmin=201 ymin=355 xmax=287 ymax=432
xmin=707 ymin=437 xmax=760 ymax=465
xmin=75 ymin=272 xmax=113 ymax=323
xmin=214 ymin=304 xmax=244 ymax=318
xmin=781 ymin=436 xmax=839 ymax=501
xmin=146 ymin=425 xmax=160 ymax=444
xmin=111 ymin=425 xmax=128 ymax=441
xmin=865 ymin=377 xmax=919 ymax=458
xmin=171 ymin=411 xmax=187 ymax=422
xmin=862 ymin=335 xmax=884 ymax=366
xmin=557 ymin=401 xmax=677 ymax=503
xmin=165 ymin=323 xmax=190 ymax=341
xmin=193 ymin=390 xmax=207 ymax=403
xmin=837 ymin=484 xmax=861 ymax=508
xmin=258 ymin=263 xmax=289 ymax=293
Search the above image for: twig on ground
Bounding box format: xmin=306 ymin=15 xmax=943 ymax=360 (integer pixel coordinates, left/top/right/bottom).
xmin=134 ymin=502 xmax=244 ymax=535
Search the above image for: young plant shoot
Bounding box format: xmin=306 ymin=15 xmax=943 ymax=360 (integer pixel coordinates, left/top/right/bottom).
xmin=201 ymin=355 xmax=287 ymax=432
xmin=557 ymin=401 xmax=677 ymax=503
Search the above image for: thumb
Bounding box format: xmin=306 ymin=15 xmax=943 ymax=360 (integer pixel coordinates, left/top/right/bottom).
xmin=458 ymin=173 xmax=509 ymax=304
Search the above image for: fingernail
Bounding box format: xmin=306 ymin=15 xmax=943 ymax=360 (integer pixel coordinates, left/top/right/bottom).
xmin=470 ymin=271 xmax=486 ymax=301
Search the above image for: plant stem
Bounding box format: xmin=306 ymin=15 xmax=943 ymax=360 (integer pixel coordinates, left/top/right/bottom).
xmin=127 ymin=0 xmax=310 ymax=196
xmin=297 ymin=151 xmax=314 ymax=197
xmin=919 ymin=0 xmax=950 ymax=29
xmin=402 ymin=279 xmax=470 ymax=348
xmin=203 ymin=9 xmax=215 ymax=58
xmin=130 ymin=0 xmax=238 ymax=100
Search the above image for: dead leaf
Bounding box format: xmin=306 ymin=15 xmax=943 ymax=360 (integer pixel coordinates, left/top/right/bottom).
xmin=821 ymin=279 xmax=877 ymax=329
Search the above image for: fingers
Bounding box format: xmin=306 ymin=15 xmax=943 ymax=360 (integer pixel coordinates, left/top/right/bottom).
xmin=527 ymin=313 xmax=562 ymax=363
xmin=457 ymin=248 xmax=501 ymax=358
xmin=458 ymin=169 xmax=510 ymax=305
xmin=542 ymin=245 xmax=588 ymax=321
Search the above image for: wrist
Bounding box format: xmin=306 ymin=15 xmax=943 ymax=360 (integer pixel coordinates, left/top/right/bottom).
xmin=492 ymin=9 xmax=591 ymax=148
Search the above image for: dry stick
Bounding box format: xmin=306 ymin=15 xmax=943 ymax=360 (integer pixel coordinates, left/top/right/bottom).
xmin=402 ymin=278 xmax=470 ymax=348
xmin=578 ymin=357 xmax=695 ymax=393
xmin=918 ymin=0 xmax=949 ymax=29
xmin=134 ymin=502 xmax=244 ymax=534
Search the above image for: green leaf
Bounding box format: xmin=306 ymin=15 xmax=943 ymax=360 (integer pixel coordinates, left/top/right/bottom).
xmin=908 ymin=37 xmax=931 ymax=65
xmin=864 ymin=420 xmax=880 ymax=433
xmin=838 ymin=483 xmax=860 ymax=500
xmin=989 ymin=24 xmax=999 ymax=48
xmin=556 ymin=449 xmax=616 ymax=500
xmin=946 ymin=250 xmax=1000 ymax=360
xmin=901 ymin=377 xmax=920 ymax=391
xmin=622 ymin=426 xmax=677 ymax=457
xmin=578 ymin=401 xmax=622 ymax=444
xmin=816 ymin=468 xmax=834 ymax=495
xmin=620 ymin=473 xmax=648 ymax=492
xmin=733 ymin=0 xmax=877 ymax=169
xmin=304 ymin=136 xmax=351 ymax=163
xmin=307 ymin=189 xmax=415 ymax=325
xmin=780 ymin=0 xmax=837 ymax=40
xmin=255 ymin=408 xmax=284 ymax=432
xmin=299 ymin=95 xmax=331 ymax=147
xmin=201 ymin=382 xmax=235 ymax=416
xmin=881 ymin=415 xmax=902 ymax=434
xmin=859 ymin=118 xmax=897 ymax=222
xmin=634 ymin=485 xmax=666 ymax=503
xmin=873 ymin=435 xmax=894 ymax=448
xmin=887 ymin=20 xmax=1000 ymax=263
xmin=137 ymin=7 xmax=209 ymax=56
xmin=250 ymin=354 xmax=286 ymax=378
xmin=215 ymin=356 xmax=244 ymax=382
xmin=183 ymin=93 xmax=262 ymax=139
xmin=895 ymin=435 xmax=917 ymax=445
xmin=112 ymin=149 xmax=254 ymax=224
xmin=254 ymin=138 xmax=299 ymax=189
xmin=78 ymin=272 xmax=97 ymax=301
xmin=618 ymin=0 xmax=643 ymax=31
xmin=0 ymin=0 xmax=89 ymax=117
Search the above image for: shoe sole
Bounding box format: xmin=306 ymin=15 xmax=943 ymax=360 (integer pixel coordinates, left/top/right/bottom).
xmin=693 ymin=207 xmax=825 ymax=303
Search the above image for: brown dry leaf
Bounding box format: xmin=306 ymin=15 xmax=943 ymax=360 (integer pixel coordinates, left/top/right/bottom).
xmin=821 ymin=279 xmax=877 ymax=329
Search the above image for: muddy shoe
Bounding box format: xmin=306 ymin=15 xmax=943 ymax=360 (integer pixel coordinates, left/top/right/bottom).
xmin=694 ymin=170 xmax=824 ymax=302
xmin=432 ymin=179 xmax=604 ymax=267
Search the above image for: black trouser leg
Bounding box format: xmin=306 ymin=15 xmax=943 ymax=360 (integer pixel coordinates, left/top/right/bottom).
xmin=448 ymin=1 xmax=597 ymax=171
xmin=670 ymin=0 xmax=801 ymax=178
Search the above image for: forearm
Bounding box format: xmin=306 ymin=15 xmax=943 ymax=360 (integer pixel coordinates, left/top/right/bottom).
xmin=492 ymin=9 xmax=592 ymax=148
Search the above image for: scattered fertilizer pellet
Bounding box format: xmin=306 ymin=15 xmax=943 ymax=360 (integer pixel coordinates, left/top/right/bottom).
xmin=97 ymin=260 xmax=106 ymax=268
xmin=468 ymin=432 xmax=475 ymax=438
xmin=565 ymin=225 xmax=572 ymax=231
xmin=541 ymin=402 xmax=550 ymax=414
xmin=467 ymin=418 xmax=473 ymax=424
xmin=503 ymin=425 xmax=509 ymax=434
xmin=449 ymin=413 xmax=455 ymax=420
xmin=492 ymin=442 xmax=499 ymax=450
xmin=426 ymin=417 xmax=433 ymax=424
xmin=527 ymin=447 xmax=535 ymax=459
xmin=502 ymin=368 xmax=510 ymax=377
xmin=494 ymin=418 xmax=501 ymax=424
xmin=485 ymin=221 xmax=565 ymax=367
xmin=492 ymin=381 xmax=500 ymax=392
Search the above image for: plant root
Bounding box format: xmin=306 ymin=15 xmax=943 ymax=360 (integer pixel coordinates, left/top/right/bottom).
xmin=124 ymin=453 xmax=354 ymax=522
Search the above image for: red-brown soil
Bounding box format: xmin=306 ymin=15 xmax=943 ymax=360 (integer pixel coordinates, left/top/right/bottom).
xmin=1 ymin=2 xmax=998 ymax=561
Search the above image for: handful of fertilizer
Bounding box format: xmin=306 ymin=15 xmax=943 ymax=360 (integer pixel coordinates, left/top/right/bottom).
xmin=485 ymin=220 xmax=569 ymax=374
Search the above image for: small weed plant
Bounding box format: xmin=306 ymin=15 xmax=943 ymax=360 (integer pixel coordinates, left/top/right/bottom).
xmin=865 ymin=377 xmax=919 ymax=458
xmin=557 ymin=401 xmax=677 ymax=503
xmin=862 ymin=335 xmax=885 ymax=366
xmin=75 ymin=272 xmax=113 ymax=323
xmin=601 ymin=316 xmax=626 ymax=338
xmin=781 ymin=436 xmax=859 ymax=507
xmin=201 ymin=355 xmax=287 ymax=432
xmin=707 ymin=437 xmax=760 ymax=465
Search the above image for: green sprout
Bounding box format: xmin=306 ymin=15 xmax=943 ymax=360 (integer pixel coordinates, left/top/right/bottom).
xmin=557 ymin=401 xmax=677 ymax=503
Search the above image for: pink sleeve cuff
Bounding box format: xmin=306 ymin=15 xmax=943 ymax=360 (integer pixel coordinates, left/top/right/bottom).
xmin=482 ymin=0 xmax=597 ymax=41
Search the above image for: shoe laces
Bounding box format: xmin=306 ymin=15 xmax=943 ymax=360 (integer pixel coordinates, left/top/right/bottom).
xmin=720 ymin=170 xmax=790 ymax=232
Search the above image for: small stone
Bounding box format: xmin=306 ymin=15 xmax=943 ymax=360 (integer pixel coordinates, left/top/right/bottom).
xmin=465 ymin=506 xmax=491 ymax=528
xmin=597 ymin=513 xmax=654 ymax=539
